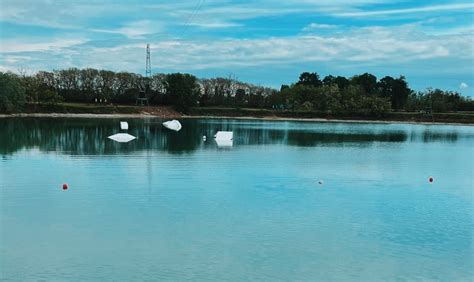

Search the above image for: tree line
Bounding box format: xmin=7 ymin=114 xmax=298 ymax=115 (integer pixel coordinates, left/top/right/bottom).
xmin=269 ymin=72 xmax=473 ymax=116
xmin=1 ymin=69 xmax=472 ymax=114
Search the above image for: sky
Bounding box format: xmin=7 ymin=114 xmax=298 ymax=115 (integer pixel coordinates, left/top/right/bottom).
xmin=0 ymin=0 xmax=473 ymax=95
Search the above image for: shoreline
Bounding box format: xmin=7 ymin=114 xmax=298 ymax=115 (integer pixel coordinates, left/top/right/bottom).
xmin=1 ymin=112 xmax=472 ymax=126
xmin=186 ymin=115 xmax=473 ymax=126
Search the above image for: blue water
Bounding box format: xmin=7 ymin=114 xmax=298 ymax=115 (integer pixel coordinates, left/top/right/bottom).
xmin=1 ymin=118 xmax=473 ymax=280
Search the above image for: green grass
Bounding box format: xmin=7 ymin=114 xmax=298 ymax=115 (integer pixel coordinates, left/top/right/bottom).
xmin=23 ymin=102 xmax=142 ymax=114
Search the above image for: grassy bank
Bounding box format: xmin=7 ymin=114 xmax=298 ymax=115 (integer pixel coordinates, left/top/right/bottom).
xmin=1 ymin=103 xmax=181 ymax=117
xmin=188 ymin=107 xmax=474 ymax=124
xmin=2 ymin=103 xmax=473 ymax=124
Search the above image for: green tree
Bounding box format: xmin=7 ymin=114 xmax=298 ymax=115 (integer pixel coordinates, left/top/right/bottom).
xmin=80 ymin=68 xmax=99 ymax=102
xmin=0 ymin=72 xmax=26 ymax=112
xmin=313 ymin=85 xmax=342 ymax=113
xmin=378 ymin=75 xmax=411 ymax=110
xmin=37 ymin=83 xmax=63 ymax=104
xmin=235 ymin=88 xmax=246 ymax=106
xmin=334 ymin=76 xmax=350 ymax=90
xmin=296 ymin=72 xmax=322 ymax=87
xmin=56 ymin=68 xmax=81 ymax=102
xmin=97 ymin=70 xmax=116 ymax=100
xmin=351 ymin=73 xmax=378 ymax=95
xmin=392 ymin=76 xmax=411 ymax=110
xmin=322 ymin=75 xmax=335 ymax=86
xmin=166 ymin=73 xmax=198 ymax=113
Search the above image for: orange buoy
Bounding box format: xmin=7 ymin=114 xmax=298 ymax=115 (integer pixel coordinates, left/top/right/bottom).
xmin=429 ymin=177 xmax=433 ymax=183
xmin=62 ymin=183 xmax=68 ymax=190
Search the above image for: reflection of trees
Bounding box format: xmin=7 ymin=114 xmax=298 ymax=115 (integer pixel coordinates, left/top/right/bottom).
xmin=422 ymin=130 xmax=458 ymax=143
xmin=286 ymin=131 xmax=407 ymax=147
xmin=0 ymin=118 xmax=208 ymax=156
xmin=0 ymin=118 xmax=467 ymax=156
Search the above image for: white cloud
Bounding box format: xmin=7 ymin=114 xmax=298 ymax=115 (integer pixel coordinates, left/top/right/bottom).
xmin=0 ymin=38 xmax=86 ymax=53
xmin=0 ymin=0 xmax=399 ymax=32
xmin=303 ymin=23 xmax=339 ymax=31
xmin=2 ymin=55 xmax=33 ymax=63
xmin=91 ymin=20 xmax=161 ymax=39
xmin=0 ymin=65 xmax=21 ymax=73
xmin=117 ymin=20 xmax=160 ymax=39
xmin=1 ymin=23 xmax=472 ymax=79
xmin=15 ymin=26 xmax=466 ymax=71
xmin=186 ymin=21 xmax=242 ymax=29
xmin=459 ymin=82 xmax=468 ymax=89
xmin=0 ymin=0 xmax=110 ymax=29
xmin=336 ymin=3 xmax=474 ymax=17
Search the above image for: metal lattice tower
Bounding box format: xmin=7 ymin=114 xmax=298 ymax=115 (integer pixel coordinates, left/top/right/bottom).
xmin=136 ymin=44 xmax=150 ymax=106
xmin=145 ymin=44 xmax=151 ymax=78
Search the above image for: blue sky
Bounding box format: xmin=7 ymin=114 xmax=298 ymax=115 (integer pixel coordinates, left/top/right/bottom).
xmin=0 ymin=0 xmax=473 ymax=95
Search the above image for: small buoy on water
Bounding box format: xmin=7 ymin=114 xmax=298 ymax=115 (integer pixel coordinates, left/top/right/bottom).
xmin=62 ymin=183 xmax=68 ymax=190
xmin=429 ymin=176 xmax=434 ymax=183
xmin=318 ymin=180 xmax=324 ymax=185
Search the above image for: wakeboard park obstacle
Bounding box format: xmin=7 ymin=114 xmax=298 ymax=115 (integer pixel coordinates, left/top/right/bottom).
xmin=108 ymin=133 xmax=136 ymax=143
xmin=214 ymin=131 xmax=233 ymax=147
xmin=120 ymin=121 xmax=129 ymax=130
xmin=108 ymin=121 xmax=136 ymax=143
xmin=162 ymin=120 xmax=182 ymax=131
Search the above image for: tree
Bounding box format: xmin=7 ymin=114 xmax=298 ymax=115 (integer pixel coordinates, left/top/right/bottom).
xmin=248 ymin=89 xmax=265 ymax=108
xmin=391 ymin=76 xmax=411 ymax=110
xmin=165 ymin=73 xmax=198 ymax=113
xmin=36 ymin=71 xmax=56 ymax=88
xmin=21 ymin=74 xmax=41 ymax=104
xmin=313 ymin=85 xmax=342 ymax=113
xmin=378 ymin=75 xmax=411 ymax=110
xmin=97 ymin=70 xmax=116 ymax=100
xmin=113 ymin=72 xmax=140 ymax=104
xmin=334 ymin=76 xmax=349 ymax=90
xmin=56 ymin=68 xmax=80 ymax=101
xmin=322 ymin=75 xmax=335 ymax=86
xmin=37 ymin=86 xmax=63 ymax=104
xmin=378 ymin=76 xmax=395 ymax=98
xmin=351 ymin=73 xmax=378 ymax=95
xmin=0 ymin=72 xmax=26 ymax=112
xmin=296 ymin=72 xmax=322 ymax=87
xmin=80 ymin=68 xmax=99 ymax=102
xmin=403 ymin=89 xmax=474 ymax=112
xmin=235 ymin=88 xmax=246 ymax=106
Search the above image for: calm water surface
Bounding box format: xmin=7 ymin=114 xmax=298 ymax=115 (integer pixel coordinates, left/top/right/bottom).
xmin=1 ymin=118 xmax=473 ymax=281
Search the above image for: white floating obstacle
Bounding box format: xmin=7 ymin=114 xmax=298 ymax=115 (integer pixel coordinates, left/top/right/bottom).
xmin=108 ymin=133 xmax=136 ymax=143
xmin=215 ymin=139 xmax=233 ymax=147
xmin=162 ymin=120 xmax=182 ymax=131
xmin=214 ymin=131 xmax=233 ymax=147
xmin=214 ymin=131 xmax=233 ymax=141
xmin=120 ymin=121 xmax=128 ymax=130
xmin=203 ymin=135 xmax=207 ymax=141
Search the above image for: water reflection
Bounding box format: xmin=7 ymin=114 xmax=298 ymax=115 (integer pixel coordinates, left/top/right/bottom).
xmin=286 ymin=131 xmax=407 ymax=146
xmin=422 ymin=130 xmax=459 ymax=143
xmin=0 ymin=118 xmax=470 ymax=156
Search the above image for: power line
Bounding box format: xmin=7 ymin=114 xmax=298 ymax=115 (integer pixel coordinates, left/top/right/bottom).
xmin=177 ymin=0 xmax=206 ymax=39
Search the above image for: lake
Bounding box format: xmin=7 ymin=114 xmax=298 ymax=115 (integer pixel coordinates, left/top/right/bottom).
xmin=1 ymin=117 xmax=473 ymax=281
